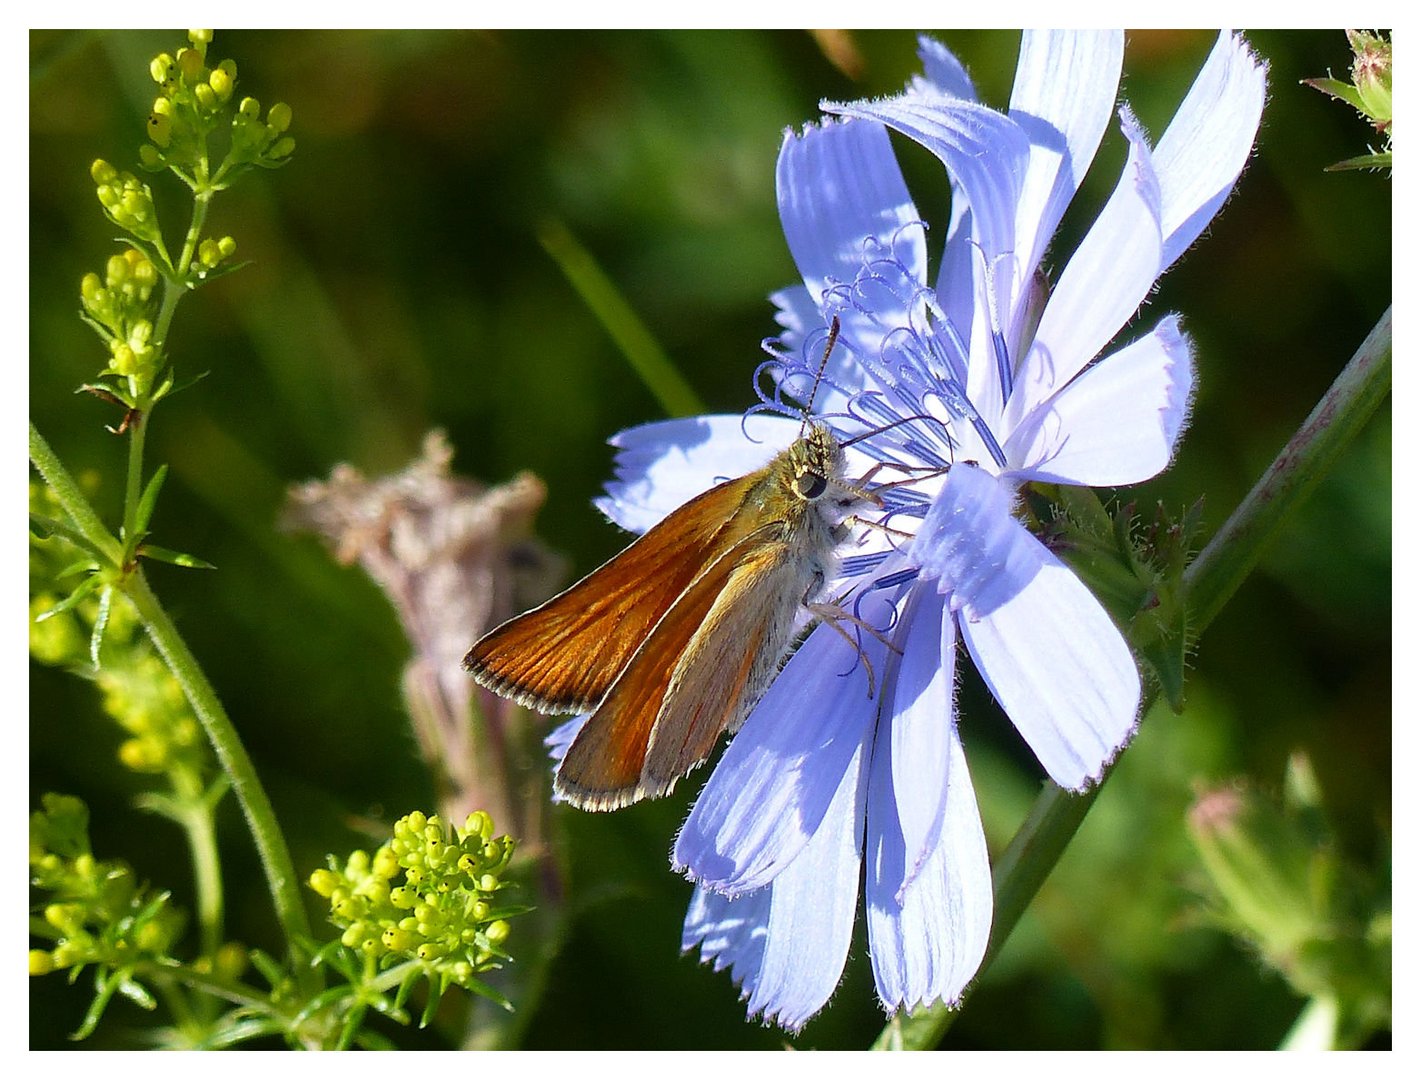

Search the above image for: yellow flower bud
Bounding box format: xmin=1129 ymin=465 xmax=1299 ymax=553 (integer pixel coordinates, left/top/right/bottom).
xmin=80 ymin=273 xmax=103 ymax=305
xmin=269 ymin=136 xmax=296 ymax=159
xmin=150 ymin=53 xmax=174 ymax=85
xmin=238 ymin=97 xmax=261 ymax=119
xmin=90 ymin=159 xmax=117 ymax=184
xmin=194 ymin=83 xmax=216 ymax=112
xmin=147 ymin=111 xmax=172 ymax=148
xmin=139 ymin=145 xmax=163 ymax=169
xmin=485 ymin=919 xmax=511 ymax=945
xmin=177 ymin=47 xmax=204 ymax=84
xmin=209 ymin=66 xmax=233 ymax=101
xmin=188 ymin=29 xmax=213 ymax=47
xmin=215 ymin=942 xmax=248 ymax=979
xmin=268 ymin=102 xmax=292 ymax=133
xmin=382 ymin=926 xmax=414 ymax=952
xmin=135 ymin=920 xmax=168 ymax=951
xmin=308 ymin=868 xmax=340 ymax=897
xmin=29 ymin=950 xmax=56 ymax=976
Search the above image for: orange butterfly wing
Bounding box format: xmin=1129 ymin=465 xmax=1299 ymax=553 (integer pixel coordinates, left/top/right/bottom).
xmin=463 ymin=468 xmax=767 ymax=714
xmin=555 ymin=534 xmax=800 ymax=810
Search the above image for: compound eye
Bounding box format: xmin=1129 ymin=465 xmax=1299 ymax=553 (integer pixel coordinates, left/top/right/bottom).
xmin=796 ymin=471 xmax=828 ymax=500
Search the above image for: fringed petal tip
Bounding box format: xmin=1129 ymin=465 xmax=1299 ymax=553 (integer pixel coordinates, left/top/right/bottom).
xmin=1061 ymin=714 xmax=1139 ymax=793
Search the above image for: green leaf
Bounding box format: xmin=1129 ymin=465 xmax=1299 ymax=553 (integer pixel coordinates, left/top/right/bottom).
xmin=537 ymin=217 xmax=705 ymax=419
xmin=187 ymin=259 xmax=253 ymax=287
xmin=32 ymin=574 xmax=104 ymax=623
xmin=71 ymin=968 xmax=123 ymax=1040
xmin=133 ymin=464 xmax=169 ymax=538
xmin=89 ymin=586 xmax=112 ymax=667
xmin=418 ymin=974 xmax=443 ymax=1028
xmin=138 ymin=544 xmax=217 ymax=570
xmin=1326 ymin=152 xmax=1392 ymax=172
xmin=462 ymin=976 xmax=514 ymax=1012
xmin=116 ymin=974 xmax=158 ymax=1011
xmin=30 ymin=512 xmax=110 ymax=563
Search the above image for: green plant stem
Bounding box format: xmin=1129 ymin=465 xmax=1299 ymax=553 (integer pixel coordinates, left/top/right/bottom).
xmin=872 ymin=305 xmax=1392 ymax=1050
xmin=123 ymin=569 xmax=318 ymax=993
xmin=33 ymin=421 xmax=317 ymax=993
xmin=174 ymin=774 xmax=225 ymax=962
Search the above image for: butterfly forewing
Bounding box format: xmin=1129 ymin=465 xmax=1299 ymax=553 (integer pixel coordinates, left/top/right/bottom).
xmin=554 ymin=527 xmax=791 ymax=809
xmin=464 ymin=467 xmax=768 ymax=713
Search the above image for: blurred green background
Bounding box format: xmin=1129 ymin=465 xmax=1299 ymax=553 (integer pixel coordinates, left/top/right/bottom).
xmin=29 ymin=29 xmax=1389 ymax=1049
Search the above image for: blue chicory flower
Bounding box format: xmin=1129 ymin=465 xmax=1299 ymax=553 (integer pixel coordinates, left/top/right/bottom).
xmin=560 ymin=30 xmax=1266 ymax=1031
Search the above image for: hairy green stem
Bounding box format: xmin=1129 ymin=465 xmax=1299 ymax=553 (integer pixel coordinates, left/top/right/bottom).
xmin=122 ymin=570 xmax=317 ymax=990
xmin=872 ymin=305 xmax=1392 ymax=1050
xmin=29 ymin=424 xmax=123 ymax=565
xmin=172 ymin=772 xmax=226 ymax=963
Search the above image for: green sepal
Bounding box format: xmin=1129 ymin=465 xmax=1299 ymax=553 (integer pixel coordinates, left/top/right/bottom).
xmin=33 ymin=574 xmax=104 ymax=623
xmin=133 ymin=464 xmax=169 ymax=539
xmin=138 ymin=544 xmax=217 ymax=570
xmin=1303 ymin=76 xmax=1367 ymax=112
xmin=1131 ymin=593 xmax=1191 ymax=712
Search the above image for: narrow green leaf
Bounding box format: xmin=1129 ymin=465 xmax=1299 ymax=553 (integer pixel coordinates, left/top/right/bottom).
xmin=138 ymin=544 xmax=216 ymax=570
xmin=71 ymin=968 xmax=122 ymax=1040
xmin=89 ymin=586 xmax=112 ymax=667
xmin=1302 ymin=76 xmax=1367 ymax=111
xmin=134 ymin=464 xmax=169 ymax=537
xmin=33 ymin=574 xmax=104 ymax=622
xmin=30 ymin=513 xmax=110 ymax=563
xmin=116 ymin=974 xmax=158 ymax=1011
xmin=537 ymin=218 xmax=705 ymax=418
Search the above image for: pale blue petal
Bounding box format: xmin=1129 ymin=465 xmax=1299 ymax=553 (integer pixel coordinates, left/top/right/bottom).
xmin=866 ymin=704 xmax=991 ymax=1012
xmin=1155 ymin=32 xmax=1268 ymax=269
xmin=1005 ymin=314 xmax=1194 ymax=486
xmin=1008 ymin=31 xmax=1123 ymax=298
xmin=1008 ymin=107 xmax=1163 ymax=426
xmin=910 ymin=35 xmax=977 ymax=101
xmin=594 ymin=413 xmax=799 ymax=533
xmin=910 ymin=463 xmax=1042 ymax=619
xmin=912 ymin=463 xmax=1139 ymax=790
xmin=825 ymin=96 xmax=1030 ymax=283
xmin=674 ymin=595 xmax=890 ymax=894
xmin=682 ymin=885 xmax=770 ymax=995
xmin=883 ymin=585 xmax=957 ymax=899
xmin=902 ymin=38 xmax=977 ymax=351
xmin=545 ymin=714 xmax=589 ymax=804
xmin=776 ymin=118 xmax=926 ymax=361
xmin=684 ymin=730 xmax=867 ymax=1032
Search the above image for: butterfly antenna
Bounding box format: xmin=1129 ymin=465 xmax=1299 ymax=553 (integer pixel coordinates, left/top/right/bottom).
xmin=800 ymin=315 xmax=841 ymax=436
